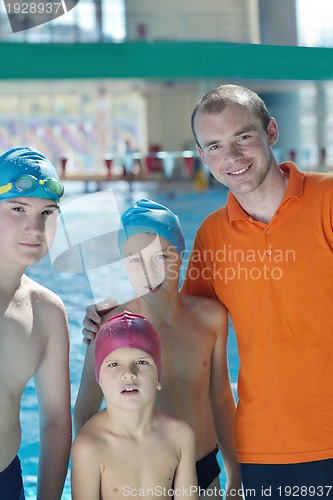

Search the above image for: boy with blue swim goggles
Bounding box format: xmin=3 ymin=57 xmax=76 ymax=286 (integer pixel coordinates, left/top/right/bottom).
xmin=0 ymin=146 xmax=68 ymax=500
xmin=0 ymin=146 xmax=64 ymax=202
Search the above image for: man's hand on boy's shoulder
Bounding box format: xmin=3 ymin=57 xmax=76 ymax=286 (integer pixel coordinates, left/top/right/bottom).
xmin=82 ymin=297 xmax=118 ymax=344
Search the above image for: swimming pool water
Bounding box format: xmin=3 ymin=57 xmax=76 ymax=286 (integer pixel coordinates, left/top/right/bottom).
xmin=22 ymin=180 xmax=239 ymax=499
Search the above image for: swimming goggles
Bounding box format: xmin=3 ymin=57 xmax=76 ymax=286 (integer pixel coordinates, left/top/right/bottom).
xmin=0 ymin=174 xmax=64 ymax=200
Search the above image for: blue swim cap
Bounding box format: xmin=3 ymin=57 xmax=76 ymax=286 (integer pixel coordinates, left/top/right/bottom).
xmin=119 ymin=198 xmax=185 ymax=256
xmin=0 ymin=147 xmax=63 ymax=202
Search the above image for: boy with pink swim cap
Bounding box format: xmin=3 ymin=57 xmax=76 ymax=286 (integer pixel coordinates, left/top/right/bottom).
xmin=71 ymin=310 xmax=198 ymax=500
xmin=94 ymin=310 xmax=162 ymax=382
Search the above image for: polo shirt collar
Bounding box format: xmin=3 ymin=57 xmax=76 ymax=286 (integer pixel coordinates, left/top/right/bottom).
xmin=227 ymin=161 xmax=305 ymax=223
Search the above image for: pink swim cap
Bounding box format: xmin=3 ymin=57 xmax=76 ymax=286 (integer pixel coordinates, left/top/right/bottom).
xmin=94 ymin=311 xmax=161 ymax=382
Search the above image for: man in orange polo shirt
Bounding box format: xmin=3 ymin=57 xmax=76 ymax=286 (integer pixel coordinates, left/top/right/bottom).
xmin=182 ymin=84 xmax=333 ymax=497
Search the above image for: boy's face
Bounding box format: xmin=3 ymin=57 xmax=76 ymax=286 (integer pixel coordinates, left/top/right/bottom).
xmin=122 ymin=233 xmax=181 ymax=298
xmin=0 ymin=196 xmax=60 ymax=267
xmin=99 ymin=347 xmax=161 ymax=408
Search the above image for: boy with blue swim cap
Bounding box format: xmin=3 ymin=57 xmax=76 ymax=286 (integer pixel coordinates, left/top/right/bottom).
xmin=118 ymin=198 xmax=185 ymax=257
xmin=118 ymin=198 xmax=185 ymax=296
xmin=0 ymin=146 xmax=64 ymax=202
xmin=0 ymin=147 xmax=71 ymax=500
xmin=75 ymin=198 xmax=242 ymax=497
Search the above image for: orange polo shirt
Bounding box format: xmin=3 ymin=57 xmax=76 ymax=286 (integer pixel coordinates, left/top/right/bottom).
xmin=182 ymin=162 xmax=333 ymax=464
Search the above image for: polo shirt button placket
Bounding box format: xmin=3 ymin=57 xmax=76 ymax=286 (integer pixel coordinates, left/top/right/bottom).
xmin=265 ymin=232 xmax=272 ymax=279
xmin=264 ymin=227 xmax=271 ymax=254
xmin=264 ymin=228 xmax=272 ymax=262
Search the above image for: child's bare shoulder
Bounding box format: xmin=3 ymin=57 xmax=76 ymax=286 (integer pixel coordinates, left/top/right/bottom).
xmin=159 ymin=413 xmax=196 ymax=457
xmin=23 ymin=275 xmax=68 ymax=333
xmin=156 ymin=411 xmax=195 ymax=444
xmin=181 ymin=291 xmax=226 ymax=312
xmin=72 ymin=423 xmax=100 ymax=463
xmin=180 ymin=292 xmax=227 ymax=330
xmin=24 ymin=274 xmax=65 ymax=310
xmin=74 ymin=411 xmax=106 ymax=449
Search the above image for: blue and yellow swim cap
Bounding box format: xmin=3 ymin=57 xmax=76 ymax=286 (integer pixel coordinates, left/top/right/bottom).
xmin=0 ymin=147 xmax=64 ymax=202
xmin=119 ymin=198 xmax=185 ymax=256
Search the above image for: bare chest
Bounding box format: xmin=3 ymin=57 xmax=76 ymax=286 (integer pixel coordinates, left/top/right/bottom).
xmin=100 ymin=437 xmax=178 ymax=499
xmin=0 ymin=301 xmax=45 ymax=389
xmin=159 ymin=323 xmax=214 ymax=385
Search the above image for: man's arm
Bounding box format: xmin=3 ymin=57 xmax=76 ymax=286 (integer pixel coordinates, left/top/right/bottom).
xmin=71 ymin=432 xmax=101 ymax=500
xmin=74 ymin=341 xmax=104 ymax=435
xmin=173 ymin=422 xmax=198 ymax=500
xmin=33 ymin=296 xmax=72 ymax=500
xmin=209 ymin=303 xmax=243 ymax=499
